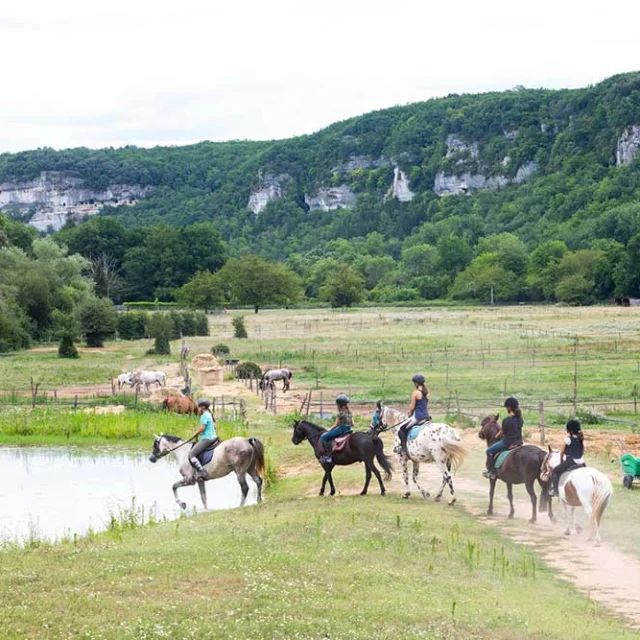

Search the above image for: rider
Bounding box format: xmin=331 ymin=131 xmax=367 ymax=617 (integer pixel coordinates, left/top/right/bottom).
xmin=396 ymin=374 xmax=430 ymax=453
xmin=482 ymin=396 xmax=523 ymax=479
xmin=319 ymin=395 xmax=354 ymax=463
xmin=189 ymin=398 xmax=218 ymax=479
xmin=547 ymin=419 xmax=585 ymax=497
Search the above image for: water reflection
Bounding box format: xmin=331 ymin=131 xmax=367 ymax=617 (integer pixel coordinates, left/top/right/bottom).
xmin=0 ymin=446 xmax=257 ymax=544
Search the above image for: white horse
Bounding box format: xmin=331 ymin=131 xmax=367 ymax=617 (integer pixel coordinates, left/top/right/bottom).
xmin=370 ymin=401 xmax=467 ymax=504
xmin=541 ymin=450 xmax=613 ymax=546
xmin=132 ymin=370 xmax=166 ymax=393
xmin=149 ymin=433 xmax=264 ymax=510
xmin=260 ymin=368 xmax=292 ymax=391
xmin=115 ymin=372 xmax=133 ymax=390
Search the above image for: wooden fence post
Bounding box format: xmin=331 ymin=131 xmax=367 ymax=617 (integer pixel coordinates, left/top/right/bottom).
xmin=320 ymin=391 xmax=324 ymax=419
xmin=572 ymin=363 xmax=578 ymax=414
xmin=455 ymin=390 xmax=461 ymax=425
xmin=134 ymin=386 xmax=139 ymax=409
xmin=73 ymin=395 xmax=78 ymax=412
xmin=111 ymin=378 xmax=116 ymax=396
xmin=538 ymin=400 xmax=545 ymax=445
xmin=634 ymin=384 xmax=638 ymax=415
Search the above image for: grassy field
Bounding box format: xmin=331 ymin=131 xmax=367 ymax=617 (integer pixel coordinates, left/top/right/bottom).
xmin=1 ymin=306 xmax=640 ymax=638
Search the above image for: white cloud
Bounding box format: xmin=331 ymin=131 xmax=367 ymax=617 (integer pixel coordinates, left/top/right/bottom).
xmin=1 ymin=0 xmax=639 ymax=152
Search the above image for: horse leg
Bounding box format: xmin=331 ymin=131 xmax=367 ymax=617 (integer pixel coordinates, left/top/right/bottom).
xmin=172 ymin=478 xmax=193 ymax=510
xmin=197 ymin=479 xmax=208 ymax=510
xmin=525 ymin=479 xmax=537 ymax=524
xmin=564 ymin=505 xmax=574 ymax=536
xmin=411 ymin=461 xmax=430 ymax=500
xmin=370 ymin=461 xmax=385 ymax=496
xmin=249 ymin=468 xmax=263 ymax=503
xmin=327 ymin=468 xmax=336 ymax=496
xmin=488 ymin=478 xmax=496 ymax=516
xmin=235 ymin=470 xmax=250 ymax=507
xmin=319 ymin=468 xmax=329 ymax=496
xmin=361 ymin=463 xmax=372 ymax=495
xmin=440 ymin=460 xmax=456 ymax=506
xmin=506 ymin=483 xmax=515 ymax=519
xmin=573 ymin=507 xmax=583 ymax=534
xmin=401 ymin=453 xmax=411 ymax=499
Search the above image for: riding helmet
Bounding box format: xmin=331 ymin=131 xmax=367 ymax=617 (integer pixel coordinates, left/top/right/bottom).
xmin=411 ymin=373 xmax=426 ymax=384
xmin=335 ymin=394 xmax=350 ymax=406
xmin=566 ymin=419 xmax=582 ymax=434
xmin=503 ymin=396 xmax=519 ymax=411
xmin=197 ymin=398 xmax=211 ymax=408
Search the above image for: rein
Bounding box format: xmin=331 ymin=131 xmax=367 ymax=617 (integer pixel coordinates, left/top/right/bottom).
xmin=156 ymin=434 xmax=198 ymax=458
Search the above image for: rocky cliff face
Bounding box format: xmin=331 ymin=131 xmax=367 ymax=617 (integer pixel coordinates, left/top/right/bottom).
xmin=305 ymin=185 xmax=357 ymax=211
xmin=390 ymin=166 xmax=414 ymax=202
xmin=0 ymin=171 xmax=148 ymax=232
xmin=616 ymin=126 xmax=640 ymax=165
xmin=247 ymin=173 xmax=291 ymax=214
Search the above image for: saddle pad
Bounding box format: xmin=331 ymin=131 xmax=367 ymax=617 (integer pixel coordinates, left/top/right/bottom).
xmin=494 ymin=449 xmax=512 ymax=469
xmin=333 ymin=434 xmax=351 ymax=453
xmin=190 ymin=440 xmax=220 ymax=468
xmin=407 ymin=422 xmax=429 ymax=441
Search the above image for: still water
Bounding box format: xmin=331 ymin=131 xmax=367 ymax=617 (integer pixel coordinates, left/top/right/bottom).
xmin=0 ymin=446 xmax=257 ymax=544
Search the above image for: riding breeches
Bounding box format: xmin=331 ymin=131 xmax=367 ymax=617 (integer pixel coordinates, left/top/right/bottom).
xmin=551 ymin=457 xmax=580 ymax=490
xmin=485 ymin=439 xmax=507 ymax=470
xmin=190 ymin=438 xmax=215 ymax=463
xmin=397 ymin=415 xmax=420 ymax=446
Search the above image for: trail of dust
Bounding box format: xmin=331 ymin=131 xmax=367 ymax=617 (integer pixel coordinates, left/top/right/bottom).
xmin=389 ymin=458 xmax=640 ymax=628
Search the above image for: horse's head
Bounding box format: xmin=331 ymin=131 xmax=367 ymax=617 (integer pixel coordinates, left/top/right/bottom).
xmin=149 ymin=433 xmax=164 ymax=462
xmin=291 ymin=420 xmax=304 ymax=445
xmin=478 ymin=414 xmax=500 ymax=441
xmin=369 ymin=401 xmax=385 ymax=434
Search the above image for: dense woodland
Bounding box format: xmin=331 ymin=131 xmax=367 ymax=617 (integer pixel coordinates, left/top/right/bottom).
xmin=3 ymin=73 xmax=640 ymax=350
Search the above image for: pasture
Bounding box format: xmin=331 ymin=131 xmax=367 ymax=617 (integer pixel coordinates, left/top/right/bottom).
xmin=1 ymin=305 xmax=640 ymax=637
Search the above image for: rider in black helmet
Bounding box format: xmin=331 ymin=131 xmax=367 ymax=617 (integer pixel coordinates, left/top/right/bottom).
xmin=319 ymin=394 xmax=354 ymax=464
xmin=395 ymin=374 xmax=430 ymax=454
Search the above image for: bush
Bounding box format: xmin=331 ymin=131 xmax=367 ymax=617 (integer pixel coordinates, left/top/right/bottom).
xmin=194 ymin=311 xmax=209 ymax=336
xmin=58 ymin=332 xmax=79 ymax=358
xmin=116 ymin=311 xmax=149 ymax=340
xmin=181 ymin=312 xmax=196 ymax=336
xmin=212 ymin=343 xmax=230 ymax=356
xmin=236 ymin=361 xmax=262 ymax=379
xmin=147 ymin=313 xmax=172 ymax=355
xmin=78 ymin=297 xmax=117 ymax=348
xmin=232 ymin=315 xmax=248 ymax=338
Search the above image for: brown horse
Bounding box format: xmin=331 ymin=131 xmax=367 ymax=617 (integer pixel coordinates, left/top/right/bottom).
xmin=479 ymin=415 xmax=554 ymax=524
xmin=162 ymin=395 xmax=198 ymax=415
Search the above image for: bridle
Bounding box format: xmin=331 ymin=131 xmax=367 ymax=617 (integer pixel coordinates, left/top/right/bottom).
xmin=151 ymin=434 xmax=198 ymax=461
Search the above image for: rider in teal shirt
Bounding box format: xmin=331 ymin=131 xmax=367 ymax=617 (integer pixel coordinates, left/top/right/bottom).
xmin=189 ymin=399 xmax=218 ymax=479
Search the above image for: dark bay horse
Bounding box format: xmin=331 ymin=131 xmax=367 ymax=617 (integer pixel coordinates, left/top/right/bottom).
xmin=479 ymin=415 xmax=554 ymax=524
xmin=292 ymin=419 xmax=392 ymax=496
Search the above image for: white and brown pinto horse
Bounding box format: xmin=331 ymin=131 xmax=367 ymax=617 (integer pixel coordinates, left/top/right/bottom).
xmin=259 ymin=368 xmax=292 ymax=392
xmin=541 ymin=450 xmax=613 ymax=546
xmin=370 ymin=402 xmax=467 ymax=504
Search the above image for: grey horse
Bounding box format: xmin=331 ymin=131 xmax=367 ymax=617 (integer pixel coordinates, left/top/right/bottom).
xmin=149 ymin=433 xmax=264 ymax=509
xmin=259 ymin=368 xmax=293 ymax=391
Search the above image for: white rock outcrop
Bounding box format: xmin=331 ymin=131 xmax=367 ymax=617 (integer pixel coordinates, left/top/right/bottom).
xmin=0 ymin=171 xmax=148 ymax=232
xmin=390 ymin=166 xmax=414 ymax=202
xmin=331 ymin=155 xmax=390 ymax=172
xmin=247 ymin=173 xmax=290 ymax=214
xmin=445 ymin=135 xmax=479 ymax=159
xmin=305 ymin=185 xmax=356 ymax=211
xmin=434 ymin=161 xmax=538 ymax=196
xmin=616 ymin=125 xmax=640 ymax=165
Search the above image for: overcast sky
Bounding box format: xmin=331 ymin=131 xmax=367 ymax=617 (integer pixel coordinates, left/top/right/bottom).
xmin=1 ymin=0 xmax=640 ymax=153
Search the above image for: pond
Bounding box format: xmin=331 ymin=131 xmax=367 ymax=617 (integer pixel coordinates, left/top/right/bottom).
xmin=0 ymin=446 xmax=258 ymax=545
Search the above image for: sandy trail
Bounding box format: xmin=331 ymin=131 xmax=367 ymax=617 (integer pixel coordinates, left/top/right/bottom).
xmin=389 ymin=458 xmax=640 ymax=627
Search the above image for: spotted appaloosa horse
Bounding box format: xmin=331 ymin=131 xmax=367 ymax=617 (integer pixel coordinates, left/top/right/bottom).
xmin=479 ymin=414 xmax=553 ymax=524
xmin=541 ymin=449 xmax=613 ymax=545
xmin=370 ymin=402 xmax=467 ymax=505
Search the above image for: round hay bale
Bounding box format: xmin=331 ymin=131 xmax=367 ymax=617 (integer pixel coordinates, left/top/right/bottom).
xmin=191 ymin=353 xmax=221 ymax=370
xmin=196 ymin=367 xmax=224 ymax=387
xmin=150 ymin=386 xmax=182 ymax=402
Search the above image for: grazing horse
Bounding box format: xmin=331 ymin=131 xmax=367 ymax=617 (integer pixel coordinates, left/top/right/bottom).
xmin=149 ymin=433 xmax=264 ymax=510
xmin=479 ymin=415 xmax=553 ymax=524
xmin=260 ymin=368 xmax=292 ymax=392
xmin=132 ymin=370 xmax=167 ymax=394
xmin=292 ymin=419 xmax=392 ymax=496
xmin=541 ymin=449 xmax=613 ymax=546
xmin=161 ymin=395 xmax=198 ymax=415
xmin=370 ymin=402 xmax=467 ymax=505
xmin=115 ymin=371 xmax=135 ymax=390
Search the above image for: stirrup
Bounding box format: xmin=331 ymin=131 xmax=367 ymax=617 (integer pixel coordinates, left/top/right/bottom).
xmin=482 ymin=469 xmax=496 ymax=479
xmin=196 ymin=468 xmax=208 ymax=479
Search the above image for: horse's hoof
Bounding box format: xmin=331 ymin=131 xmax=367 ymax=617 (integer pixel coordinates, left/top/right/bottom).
xmin=380 ymin=491 xmax=386 ymax=496
xmin=575 ymin=525 xmax=583 ymax=534
xmin=402 ymin=493 xmax=410 ymax=499
xmin=434 ymin=496 xmax=442 ymax=503
xmin=359 ymin=491 xmax=367 ymax=496
xmin=508 ymin=514 xmax=515 ymax=520
xmin=564 ymin=529 xmax=571 ymax=536
xmin=487 ymin=510 xmax=493 ymax=516
xmin=549 ymin=516 xmax=557 ymax=524
xmin=448 ymin=499 xmax=456 ymax=506
xmin=421 ymin=491 xmax=430 ymax=500
xmin=594 ymin=540 xmax=601 ymax=547
xmin=529 ymin=518 xmax=536 ymax=524
xmin=180 ymin=502 xmax=187 ymax=510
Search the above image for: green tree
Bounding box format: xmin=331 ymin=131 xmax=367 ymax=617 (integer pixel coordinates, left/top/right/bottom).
xmin=216 ymin=256 xmax=302 ymax=313
xmin=232 ymin=315 xmax=248 ymax=338
xmin=449 ymin=254 xmax=521 ymax=301
xmin=147 ymin=313 xmax=172 ymax=355
xmin=78 ymin=298 xmax=117 ymax=347
xmin=320 ymin=264 xmax=365 ymax=307
xmin=174 ymin=271 xmax=224 ymax=311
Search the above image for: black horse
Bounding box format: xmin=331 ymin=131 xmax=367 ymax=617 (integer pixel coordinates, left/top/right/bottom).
xmin=292 ymin=419 xmax=392 ymax=496
xmin=479 ymin=415 xmax=554 ymax=524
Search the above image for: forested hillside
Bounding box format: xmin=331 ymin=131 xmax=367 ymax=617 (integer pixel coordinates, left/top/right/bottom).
xmin=2 ymin=72 xmax=640 ymax=310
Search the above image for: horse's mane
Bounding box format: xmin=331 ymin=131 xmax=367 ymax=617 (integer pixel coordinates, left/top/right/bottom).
xmin=297 ymin=419 xmax=326 ymax=433
xmin=162 ymin=434 xmax=182 ymax=443
xmin=382 ymin=405 xmax=407 ymax=426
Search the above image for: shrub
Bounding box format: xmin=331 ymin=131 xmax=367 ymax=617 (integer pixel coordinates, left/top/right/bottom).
xmin=236 ymin=361 xmax=262 ymax=379
xmin=194 ymin=311 xmax=209 ymax=336
xmin=147 ymin=313 xmax=172 ymax=355
xmin=232 ymin=315 xmax=248 ymax=339
xmin=58 ymin=332 xmax=79 ymax=358
xmin=212 ymin=343 xmax=230 ymax=356
xmin=78 ymin=297 xmax=117 ymax=348
xmin=116 ymin=311 xmax=149 ymax=340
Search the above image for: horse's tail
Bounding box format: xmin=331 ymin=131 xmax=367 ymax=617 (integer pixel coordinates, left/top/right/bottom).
xmin=248 ymin=437 xmax=265 ymax=478
xmin=161 ymin=398 xmax=170 ymax=411
xmin=373 ymin=435 xmax=393 ymax=481
xmin=441 ymin=437 xmax=468 ymax=472
xmin=590 ymin=470 xmax=613 ymax=529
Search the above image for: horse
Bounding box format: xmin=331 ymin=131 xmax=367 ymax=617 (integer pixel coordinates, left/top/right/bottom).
xmin=115 ymin=372 xmax=133 ymax=390
xmin=260 ymin=368 xmax=292 ymax=392
xmin=149 ymin=433 xmax=264 ymax=510
xmin=132 ymin=370 xmax=167 ymax=394
xmin=541 ymin=449 xmax=613 ymax=546
xmin=479 ymin=414 xmax=553 ymax=524
xmin=161 ymin=395 xmax=198 ymax=415
xmin=370 ymin=402 xmax=467 ymax=505
xmin=292 ymin=419 xmax=392 ymax=496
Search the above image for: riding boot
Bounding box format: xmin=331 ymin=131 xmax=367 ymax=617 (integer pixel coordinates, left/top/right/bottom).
xmin=191 ymin=458 xmax=208 ymax=479
xmin=482 ymin=454 xmax=497 ymax=479
xmin=394 ymin=427 xmax=409 ymax=454
xmin=548 ymin=474 xmax=559 ymax=497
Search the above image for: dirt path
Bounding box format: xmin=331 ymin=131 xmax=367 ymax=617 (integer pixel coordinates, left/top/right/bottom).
xmin=389 ymin=461 xmax=640 ymax=628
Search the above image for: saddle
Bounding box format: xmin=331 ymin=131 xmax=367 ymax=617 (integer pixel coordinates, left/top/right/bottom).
xmin=332 ymin=434 xmax=352 ymax=453
xmin=493 ymin=443 xmax=522 ymax=470
xmin=189 ymin=438 xmax=221 ymax=469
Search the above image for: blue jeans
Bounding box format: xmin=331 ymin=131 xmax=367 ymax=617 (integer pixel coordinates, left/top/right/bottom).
xmin=320 ymin=425 xmax=352 ymax=454
xmin=486 ymin=439 xmax=506 ymax=471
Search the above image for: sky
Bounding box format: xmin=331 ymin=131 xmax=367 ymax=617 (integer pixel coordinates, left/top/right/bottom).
xmin=1 ymin=0 xmax=640 ymax=153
